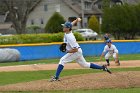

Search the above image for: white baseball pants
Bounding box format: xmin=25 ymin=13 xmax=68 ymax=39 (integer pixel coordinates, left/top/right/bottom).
xmin=59 ymin=48 xmax=90 ymax=68
xmin=105 ymin=52 xmax=117 ymax=59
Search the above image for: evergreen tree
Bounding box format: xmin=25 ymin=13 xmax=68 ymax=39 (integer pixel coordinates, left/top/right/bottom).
xmin=88 ymin=15 xmax=99 ymax=33
xmin=102 ymin=4 xmax=140 ymax=39
xmin=45 ymin=12 xmax=65 ymax=33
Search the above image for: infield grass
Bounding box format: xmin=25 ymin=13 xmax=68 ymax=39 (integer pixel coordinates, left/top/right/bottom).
xmin=0 ymin=54 xmax=139 ymax=67
xmin=0 ymin=67 xmax=139 ymax=86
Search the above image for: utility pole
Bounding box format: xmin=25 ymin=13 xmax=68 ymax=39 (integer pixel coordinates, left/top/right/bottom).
xmin=81 ymin=0 xmax=84 ymax=28
xmin=99 ymin=16 xmax=102 ymax=34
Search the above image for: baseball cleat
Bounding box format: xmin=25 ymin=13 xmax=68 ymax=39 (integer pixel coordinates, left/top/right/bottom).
xmin=107 ymin=63 xmax=110 ymax=66
xmin=49 ymin=76 xmax=60 ymax=82
xmin=102 ymin=65 xmax=112 ymax=74
xmin=116 ymin=63 xmax=120 ymax=66
xmin=115 ymin=61 xmax=120 ymax=66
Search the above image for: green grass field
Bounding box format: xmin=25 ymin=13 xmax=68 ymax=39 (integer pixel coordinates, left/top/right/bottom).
xmin=0 ymin=54 xmax=139 ymax=67
xmin=0 ymin=54 xmax=139 ymax=93
xmin=0 ymin=67 xmax=139 ymax=86
xmin=0 ymin=67 xmax=139 ymax=93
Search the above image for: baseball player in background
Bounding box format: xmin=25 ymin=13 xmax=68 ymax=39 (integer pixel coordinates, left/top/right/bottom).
xmin=50 ymin=18 xmax=111 ymax=82
xmin=100 ymin=39 xmax=120 ymax=66
xmin=104 ymin=33 xmax=110 ymax=42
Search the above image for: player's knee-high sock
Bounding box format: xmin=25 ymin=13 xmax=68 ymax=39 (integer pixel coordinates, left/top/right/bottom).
xmin=118 ymin=60 xmax=120 ymax=63
xmin=90 ymin=63 xmax=103 ymax=69
xmin=106 ymin=59 xmax=110 ymax=64
xmin=118 ymin=60 xmax=120 ymax=65
xmin=55 ymin=64 xmax=64 ymax=79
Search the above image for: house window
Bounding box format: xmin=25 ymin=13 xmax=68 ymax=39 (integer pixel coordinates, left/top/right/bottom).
xmin=84 ymin=2 xmax=92 ymax=10
xmin=98 ymin=4 xmax=102 ymax=9
xmin=40 ymin=18 xmax=44 ymax=24
xmin=31 ymin=19 xmax=34 ymax=25
xmin=44 ymin=4 xmax=48 ymax=11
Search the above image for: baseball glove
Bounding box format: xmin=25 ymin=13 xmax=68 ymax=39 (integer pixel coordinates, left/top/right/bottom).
xmin=59 ymin=43 xmax=67 ymax=52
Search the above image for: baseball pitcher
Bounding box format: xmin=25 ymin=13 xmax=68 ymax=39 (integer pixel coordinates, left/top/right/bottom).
xmin=50 ymin=18 xmax=112 ymax=82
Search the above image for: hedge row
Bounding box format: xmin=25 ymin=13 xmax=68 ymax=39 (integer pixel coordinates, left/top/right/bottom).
xmin=0 ymin=32 xmax=84 ymax=45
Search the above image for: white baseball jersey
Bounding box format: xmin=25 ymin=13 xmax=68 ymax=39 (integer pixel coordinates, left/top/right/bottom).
xmin=64 ymin=32 xmax=80 ymax=51
xmin=59 ymin=31 xmax=90 ymax=68
xmin=103 ymin=44 xmax=118 ymax=54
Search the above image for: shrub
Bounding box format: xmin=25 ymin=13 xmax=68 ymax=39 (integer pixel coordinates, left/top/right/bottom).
xmin=73 ymin=32 xmax=84 ymax=41
xmin=88 ymin=15 xmax=99 ymax=33
xmin=0 ymin=33 xmax=84 ymax=45
xmin=45 ymin=12 xmax=65 ymax=33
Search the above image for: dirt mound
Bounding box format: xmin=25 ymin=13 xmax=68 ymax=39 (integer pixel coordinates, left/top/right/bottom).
xmin=0 ymin=71 xmax=139 ymax=92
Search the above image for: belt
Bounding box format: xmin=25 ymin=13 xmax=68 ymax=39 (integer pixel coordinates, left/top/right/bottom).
xmin=73 ymin=47 xmax=81 ymax=48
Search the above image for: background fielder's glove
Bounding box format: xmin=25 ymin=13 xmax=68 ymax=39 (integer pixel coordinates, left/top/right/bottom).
xmin=104 ymin=35 xmax=109 ymax=40
xmin=59 ymin=43 xmax=67 ymax=52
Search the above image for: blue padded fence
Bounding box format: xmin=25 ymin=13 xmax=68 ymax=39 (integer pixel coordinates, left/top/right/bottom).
xmin=6 ymin=41 xmax=140 ymax=61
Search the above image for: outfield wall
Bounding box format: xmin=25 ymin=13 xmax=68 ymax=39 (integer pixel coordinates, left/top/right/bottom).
xmin=0 ymin=40 xmax=140 ymax=61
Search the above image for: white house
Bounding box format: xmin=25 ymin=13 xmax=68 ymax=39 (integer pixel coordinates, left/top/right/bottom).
xmin=26 ymin=0 xmax=102 ymax=29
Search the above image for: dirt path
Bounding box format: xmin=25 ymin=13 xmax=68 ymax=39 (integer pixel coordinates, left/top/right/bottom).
xmin=0 ymin=60 xmax=139 ymax=72
xmin=0 ymin=71 xmax=139 ymax=91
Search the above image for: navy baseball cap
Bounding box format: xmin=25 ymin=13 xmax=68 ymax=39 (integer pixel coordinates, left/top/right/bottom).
xmin=106 ymin=39 xmax=112 ymax=43
xmin=61 ymin=22 xmax=72 ymax=28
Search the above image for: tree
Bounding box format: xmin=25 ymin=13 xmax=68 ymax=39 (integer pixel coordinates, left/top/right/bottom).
xmin=102 ymin=4 xmax=140 ymax=39
xmin=122 ymin=4 xmax=137 ymax=39
xmin=0 ymin=1 xmax=7 ymax=14
xmin=45 ymin=12 xmax=65 ymax=33
xmin=1 ymin=0 xmax=42 ymax=34
xmin=27 ymin=25 xmax=41 ymax=34
xmin=134 ymin=4 xmax=140 ymax=36
xmin=102 ymin=0 xmax=111 ymax=9
xmin=88 ymin=15 xmax=99 ymax=33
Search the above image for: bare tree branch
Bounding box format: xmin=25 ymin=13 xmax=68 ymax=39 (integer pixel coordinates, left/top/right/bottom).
xmin=1 ymin=0 xmax=42 ymax=34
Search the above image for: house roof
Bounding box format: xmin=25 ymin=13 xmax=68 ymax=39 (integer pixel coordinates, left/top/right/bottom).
xmin=62 ymin=0 xmax=102 ymax=15
xmin=122 ymin=0 xmax=140 ymax=4
xmin=0 ymin=23 xmax=12 ymax=30
xmin=94 ymin=0 xmax=140 ymax=4
xmin=0 ymin=15 xmax=5 ymax=23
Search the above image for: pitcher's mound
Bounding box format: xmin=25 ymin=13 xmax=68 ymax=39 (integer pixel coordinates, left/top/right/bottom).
xmin=0 ymin=71 xmax=140 ymax=91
